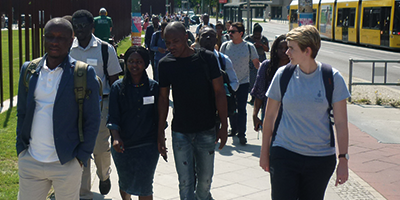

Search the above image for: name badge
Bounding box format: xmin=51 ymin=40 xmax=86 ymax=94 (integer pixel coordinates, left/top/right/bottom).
xmin=143 ymin=96 xmax=155 ymax=105
xmin=87 ymin=58 xmax=97 ymax=66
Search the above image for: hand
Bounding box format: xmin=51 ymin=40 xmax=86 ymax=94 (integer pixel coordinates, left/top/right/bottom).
xmin=253 ymin=115 xmax=262 ymax=131
xmin=335 ymin=159 xmax=349 ymax=186
xmin=259 ymin=154 xmax=270 ymax=172
xmin=215 ymin=124 xmax=228 ymax=150
xmin=254 ymin=40 xmax=263 ymax=48
xmin=158 ymin=136 xmax=168 ymax=162
xmin=158 ymin=47 xmax=166 ymax=54
xmin=112 ymin=138 xmax=125 ymax=153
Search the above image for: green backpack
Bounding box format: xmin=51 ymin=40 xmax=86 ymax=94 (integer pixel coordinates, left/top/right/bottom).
xmin=23 ymin=58 xmax=103 ymax=142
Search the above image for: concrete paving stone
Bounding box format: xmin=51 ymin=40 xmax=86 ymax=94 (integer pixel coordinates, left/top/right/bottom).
xmin=214 ymin=171 xmax=256 ymax=183
xmin=241 ymin=176 xmax=271 ymax=191
xmin=240 ymin=190 xmax=271 ymax=200
xmin=153 ymin=184 xmax=180 ymax=200
xmin=214 ymin=183 xmax=260 ymax=196
xmin=355 ymin=159 xmax=397 ymax=173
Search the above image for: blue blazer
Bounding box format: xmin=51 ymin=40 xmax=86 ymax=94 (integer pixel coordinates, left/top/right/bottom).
xmin=16 ymin=54 xmax=101 ymax=166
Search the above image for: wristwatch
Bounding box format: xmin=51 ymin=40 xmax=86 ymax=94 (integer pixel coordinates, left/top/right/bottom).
xmin=338 ymin=153 xmax=349 ymax=160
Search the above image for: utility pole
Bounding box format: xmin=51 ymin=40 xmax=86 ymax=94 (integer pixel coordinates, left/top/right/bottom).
xmin=246 ymin=0 xmax=250 ymax=35
xmin=131 ymin=0 xmax=142 ymax=46
xmin=298 ymin=0 xmax=313 ymax=26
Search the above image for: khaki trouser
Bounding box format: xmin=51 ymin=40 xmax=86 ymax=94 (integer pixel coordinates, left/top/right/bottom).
xmin=80 ymin=97 xmax=111 ymax=199
xmin=18 ymin=150 xmax=82 ymax=200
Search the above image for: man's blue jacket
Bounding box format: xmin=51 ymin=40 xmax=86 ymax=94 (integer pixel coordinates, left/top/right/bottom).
xmin=16 ymin=54 xmax=101 ymax=166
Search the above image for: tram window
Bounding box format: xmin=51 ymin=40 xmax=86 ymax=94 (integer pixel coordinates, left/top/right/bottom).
xmin=290 ymin=9 xmax=298 ymax=23
xmin=371 ymin=8 xmax=381 ymax=29
xmin=362 ymin=8 xmax=371 ymax=28
xmin=394 ymin=1 xmax=400 ymax=33
xmin=337 ymin=9 xmax=343 ymax=27
xmin=363 ymin=7 xmax=381 ymax=29
xmin=349 ymin=8 xmax=356 ymax=27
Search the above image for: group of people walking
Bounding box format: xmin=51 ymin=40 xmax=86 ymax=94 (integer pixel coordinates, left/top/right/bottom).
xmin=16 ymin=8 xmax=350 ymax=200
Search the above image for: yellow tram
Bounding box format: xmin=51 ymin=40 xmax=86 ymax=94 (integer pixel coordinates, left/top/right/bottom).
xmin=289 ymin=0 xmax=400 ymax=50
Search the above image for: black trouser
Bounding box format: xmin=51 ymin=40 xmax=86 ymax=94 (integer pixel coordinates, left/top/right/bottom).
xmin=269 ymin=146 xmax=336 ymax=200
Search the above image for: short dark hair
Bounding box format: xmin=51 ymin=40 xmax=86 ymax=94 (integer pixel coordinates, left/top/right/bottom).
xmin=44 ymin=18 xmax=74 ymax=38
xmin=253 ymin=23 xmax=262 ymax=33
xmin=231 ymin=22 xmax=245 ymax=37
xmin=161 ymin=22 xmax=168 ymax=29
xmin=72 ymin=9 xmax=94 ymax=24
xmin=215 ymin=22 xmax=224 ymax=29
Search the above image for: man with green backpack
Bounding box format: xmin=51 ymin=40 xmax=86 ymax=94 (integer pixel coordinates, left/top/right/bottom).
xmin=70 ymin=9 xmax=122 ymax=200
xmin=16 ymin=18 xmax=101 ymax=200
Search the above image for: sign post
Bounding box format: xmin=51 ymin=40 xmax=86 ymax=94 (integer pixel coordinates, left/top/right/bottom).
xmin=131 ymin=0 xmax=142 ymax=46
xmin=298 ymin=0 xmax=313 ymax=26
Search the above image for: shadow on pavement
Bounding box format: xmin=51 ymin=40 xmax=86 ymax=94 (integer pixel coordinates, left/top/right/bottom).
xmin=216 ymin=137 xmax=261 ymax=158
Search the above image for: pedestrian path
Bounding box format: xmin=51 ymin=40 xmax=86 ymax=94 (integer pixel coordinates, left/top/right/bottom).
xmin=86 ymin=66 xmax=390 ymax=200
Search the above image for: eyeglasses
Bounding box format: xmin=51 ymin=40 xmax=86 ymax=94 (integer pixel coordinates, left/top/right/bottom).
xmin=73 ymin=23 xmax=90 ymax=29
xmin=228 ymin=30 xmax=239 ymax=34
xmin=44 ymin=35 xmax=70 ymax=43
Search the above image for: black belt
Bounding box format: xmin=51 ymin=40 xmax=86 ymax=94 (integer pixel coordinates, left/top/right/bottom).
xmin=103 ymin=95 xmax=109 ymax=98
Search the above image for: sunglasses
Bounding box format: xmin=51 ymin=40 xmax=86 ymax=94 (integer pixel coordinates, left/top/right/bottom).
xmin=228 ymin=30 xmax=239 ymax=34
xmin=73 ymin=23 xmax=90 ymax=29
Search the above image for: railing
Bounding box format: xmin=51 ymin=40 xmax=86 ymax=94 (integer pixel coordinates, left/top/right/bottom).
xmin=348 ymin=59 xmax=400 ymax=102
xmin=0 ymin=0 xmax=132 ymax=107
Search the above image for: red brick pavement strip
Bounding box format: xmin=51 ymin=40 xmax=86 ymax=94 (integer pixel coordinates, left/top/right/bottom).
xmin=348 ymin=122 xmax=400 ymax=200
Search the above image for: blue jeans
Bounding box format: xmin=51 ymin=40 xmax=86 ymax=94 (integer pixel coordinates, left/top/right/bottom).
xmin=172 ymin=128 xmax=216 ymax=200
xmin=229 ymin=83 xmax=249 ymax=138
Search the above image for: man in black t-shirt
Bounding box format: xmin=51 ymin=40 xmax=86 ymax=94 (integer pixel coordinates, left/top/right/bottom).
xmin=158 ymin=22 xmax=228 ymax=200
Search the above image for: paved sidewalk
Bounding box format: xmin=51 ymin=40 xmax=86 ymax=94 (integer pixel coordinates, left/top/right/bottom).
xmin=86 ymin=65 xmax=392 ymax=200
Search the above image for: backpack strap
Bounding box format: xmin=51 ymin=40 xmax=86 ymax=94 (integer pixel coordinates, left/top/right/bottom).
xmin=74 ymin=61 xmax=89 ymax=143
xmin=321 ymin=63 xmax=335 ymax=147
xmin=101 ymin=42 xmax=109 ymax=81
xmin=23 ymin=57 xmax=42 ymax=91
xmin=271 ymin=64 xmax=296 ymax=144
xmin=246 ymin=42 xmax=252 ymax=63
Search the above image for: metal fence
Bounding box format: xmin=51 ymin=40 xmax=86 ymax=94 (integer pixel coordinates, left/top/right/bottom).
xmin=0 ymin=0 xmax=132 ymax=107
xmin=348 ymin=59 xmax=400 ymax=102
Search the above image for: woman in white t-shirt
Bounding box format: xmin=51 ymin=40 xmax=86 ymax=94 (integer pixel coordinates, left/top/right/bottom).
xmin=260 ymin=25 xmax=350 ymax=200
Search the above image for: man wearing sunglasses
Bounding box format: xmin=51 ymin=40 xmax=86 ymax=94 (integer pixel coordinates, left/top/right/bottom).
xmin=220 ymin=22 xmax=260 ymax=145
xmin=70 ymin=9 xmax=122 ymax=200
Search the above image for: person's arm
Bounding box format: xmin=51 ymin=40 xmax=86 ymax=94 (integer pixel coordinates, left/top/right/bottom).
xmin=222 ymin=56 xmax=239 ymax=91
xmin=158 ymin=87 xmax=170 ymax=161
xmin=145 ymin=26 xmax=152 ymax=48
xmin=16 ymin=62 xmax=30 ymax=155
xmin=253 ymin=58 xmax=260 ymax=69
xmin=250 ymin=44 xmax=260 ymax=69
xmin=106 ymin=45 xmax=122 ymax=86
xmin=261 ymin=40 xmax=269 ymax=52
xmin=260 ymin=98 xmax=280 ymax=172
xmin=252 ymin=98 xmax=263 ymax=131
xmin=107 ymin=82 xmax=124 ymax=153
xmin=333 ymin=99 xmax=349 ymax=186
xmin=213 ymin=76 xmax=228 ymax=149
xmin=150 ymin=32 xmax=158 ymax=52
